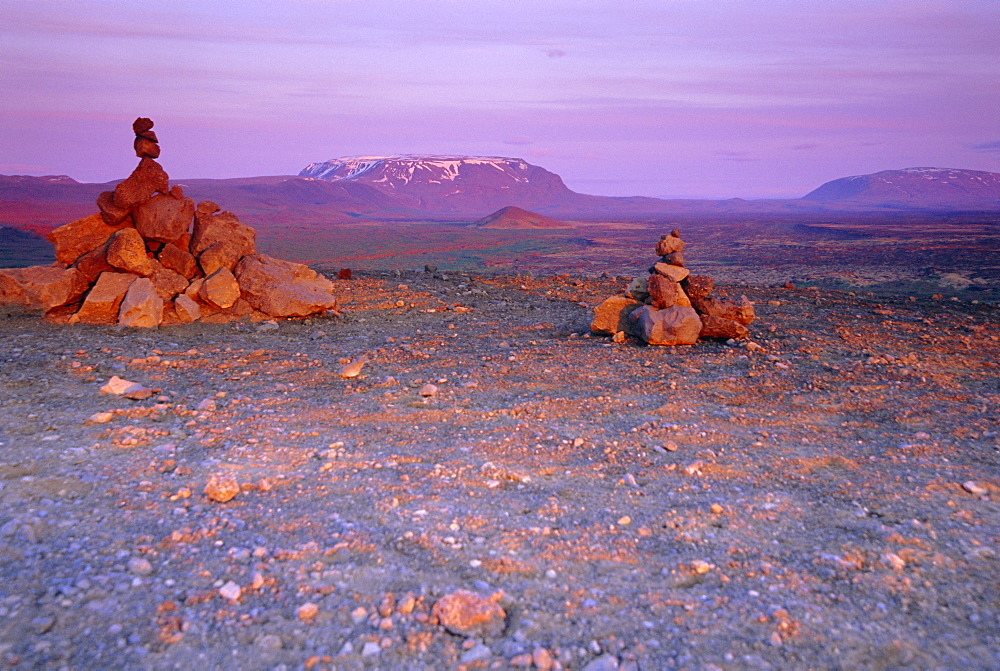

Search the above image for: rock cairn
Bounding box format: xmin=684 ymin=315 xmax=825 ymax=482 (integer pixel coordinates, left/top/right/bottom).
xmin=591 ymin=229 xmax=755 ymax=345
xmin=0 ymin=118 xmax=338 ymax=326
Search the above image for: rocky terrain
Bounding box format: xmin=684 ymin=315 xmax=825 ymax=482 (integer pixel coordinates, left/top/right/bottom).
xmin=0 ymin=269 xmax=997 ymax=669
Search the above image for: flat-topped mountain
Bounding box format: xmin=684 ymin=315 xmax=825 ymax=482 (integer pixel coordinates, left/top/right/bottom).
xmin=299 ymin=155 xmax=575 ymax=215
xmin=473 ymin=205 xmax=569 ymax=229
xmin=803 ymin=167 xmax=1000 ymax=209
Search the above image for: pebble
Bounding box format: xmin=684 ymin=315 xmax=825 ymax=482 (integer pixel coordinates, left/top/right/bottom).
xmin=419 ymin=383 xmax=438 ymax=397
xmin=99 ymin=376 xmax=142 ymax=395
xmin=297 ymin=602 xmax=319 ymax=621
xmin=962 ymin=481 xmax=987 ymax=496
xmin=533 ymin=647 xmax=555 ymax=669
xmin=196 ymin=398 xmax=216 ymax=412
xmin=219 ymin=581 xmax=242 ymax=602
xmin=361 ymin=641 xmax=381 ymax=657
xmin=461 ymin=643 xmax=492 ymax=663
xmin=204 ymin=473 xmax=240 ymax=503
xmin=86 ymin=412 xmax=114 ymax=425
xmin=582 ymin=654 xmax=620 ymax=671
xmin=255 ymin=634 xmax=282 ymax=650
xmin=127 ymin=557 xmax=153 ymax=576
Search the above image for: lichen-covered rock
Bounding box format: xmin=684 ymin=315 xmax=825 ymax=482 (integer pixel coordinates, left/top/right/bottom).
xmin=133 ymin=194 xmax=194 ymax=243
xmin=106 ymin=228 xmax=153 ymax=277
xmin=118 ymin=277 xmax=163 ymax=328
xmin=633 ymin=305 xmax=702 ymax=346
xmin=591 ymin=295 xmax=643 ymax=335
xmin=681 ymin=275 xmax=714 ymax=300
xmin=624 ymin=276 xmax=649 ymax=302
xmin=699 ymin=314 xmax=750 ymax=340
xmin=113 ymin=157 xmax=169 ymax=210
xmin=234 ymin=254 xmax=337 ymax=318
xmin=431 ymin=590 xmax=506 ymax=638
xmin=70 ymin=272 xmax=136 ymax=324
xmin=47 ymin=213 xmax=129 ymax=265
xmin=0 ymin=266 xmax=88 ymax=312
xmin=198 ymin=267 xmax=241 ymax=309
xmin=157 ymin=242 xmax=199 ymax=280
xmin=647 ymin=274 xmax=692 ymax=309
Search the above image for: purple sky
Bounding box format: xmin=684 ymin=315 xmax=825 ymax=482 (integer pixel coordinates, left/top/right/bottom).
xmin=2 ymin=0 xmax=998 ymax=198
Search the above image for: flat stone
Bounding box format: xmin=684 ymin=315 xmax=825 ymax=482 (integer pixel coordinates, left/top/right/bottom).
xmin=71 ymin=272 xmax=136 ymax=324
xmin=133 ymin=194 xmax=193 ymax=243
xmin=198 ymin=267 xmax=241 ymax=309
xmin=591 ymin=295 xmax=642 ymax=335
xmin=633 ymin=305 xmax=702 ymax=346
xmin=652 ymin=262 xmax=689 ymax=282
xmin=47 ymin=213 xmax=128 ymax=265
xmin=106 ymin=228 xmax=153 ymax=277
xmin=234 ymin=254 xmax=337 ymax=317
xmin=118 ymin=277 xmax=163 ymax=327
xmin=113 ymin=157 xmax=169 ymax=210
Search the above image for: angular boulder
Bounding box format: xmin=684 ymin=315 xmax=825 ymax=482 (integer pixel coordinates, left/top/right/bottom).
xmin=198 ymin=267 xmax=241 ymax=309
xmin=681 ymin=275 xmax=714 ymax=300
xmin=691 ymin=295 xmax=755 ymax=326
xmin=234 ymin=254 xmax=337 ymax=317
xmin=633 ymin=305 xmax=702 ymax=346
xmin=647 ymin=274 xmax=692 ymax=309
xmin=173 ymin=294 xmax=202 ymax=323
xmin=113 ymin=157 xmax=169 ymax=210
xmin=70 ymin=272 xmax=136 ymax=324
xmin=699 ymin=314 xmax=750 ymax=340
xmin=149 ymin=262 xmax=189 ymax=300
xmin=118 ymin=277 xmax=163 ymax=327
xmin=624 ymin=275 xmax=649 ymax=302
xmin=96 ymin=191 xmax=131 ymax=226
xmin=133 ymin=194 xmax=194 ymax=243
xmin=0 ymin=266 xmax=88 ymax=313
xmin=106 ymin=228 xmax=153 ymax=277
xmin=590 ymin=295 xmax=643 ymax=335
xmin=157 ymin=242 xmax=199 ymax=280
xmin=47 ymin=213 xmax=129 ymax=265
xmin=198 ymin=240 xmax=241 ymax=276
xmin=190 ymin=207 xmax=256 ymax=260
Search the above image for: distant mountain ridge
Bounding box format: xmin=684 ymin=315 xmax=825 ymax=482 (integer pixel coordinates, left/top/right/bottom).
xmin=803 ymin=167 xmax=1000 ymax=209
xmin=2 ymin=163 xmax=999 ymax=237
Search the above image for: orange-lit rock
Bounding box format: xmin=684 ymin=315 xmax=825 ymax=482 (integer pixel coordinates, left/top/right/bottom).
xmin=106 ymin=228 xmax=154 ymax=277
xmin=113 ymin=157 xmax=169 ymax=210
xmin=198 ymin=267 xmax=240 ymax=309
xmin=590 ymin=295 xmax=642 ymax=336
xmin=173 ymin=294 xmax=201 ymax=323
xmin=70 ymin=272 xmax=136 ymax=324
xmin=47 ymin=213 xmax=128 ymax=265
xmin=190 ymin=206 xmax=255 ymax=260
xmin=234 ymin=254 xmax=337 ymax=317
xmin=431 ymin=590 xmax=506 ymax=638
xmin=133 ymin=193 xmax=194 ymax=243
xmin=0 ymin=266 xmax=88 ymax=313
xmin=633 ymin=305 xmax=702 ymax=346
xmin=647 ymin=274 xmax=692 ymax=309
xmin=118 ymin=277 xmax=163 ymax=328
xmin=157 ymin=242 xmax=199 ymax=280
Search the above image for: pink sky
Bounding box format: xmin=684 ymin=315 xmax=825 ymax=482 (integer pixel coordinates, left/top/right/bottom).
xmin=2 ymin=0 xmax=998 ymax=198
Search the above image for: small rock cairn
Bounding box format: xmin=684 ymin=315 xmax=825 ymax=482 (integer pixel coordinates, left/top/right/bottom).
xmin=591 ymin=229 xmax=754 ymax=345
xmin=0 ymin=118 xmax=338 ymax=326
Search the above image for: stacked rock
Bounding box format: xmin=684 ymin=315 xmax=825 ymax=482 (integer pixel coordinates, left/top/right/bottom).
xmin=0 ymin=118 xmax=339 ymax=326
xmin=591 ymin=229 xmax=754 ymax=345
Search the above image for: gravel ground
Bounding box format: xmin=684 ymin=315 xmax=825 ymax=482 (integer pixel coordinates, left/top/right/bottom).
xmin=0 ymin=270 xmax=997 ymax=670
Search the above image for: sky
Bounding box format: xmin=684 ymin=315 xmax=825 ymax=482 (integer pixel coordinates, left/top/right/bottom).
xmin=1 ymin=0 xmax=998 ymax=199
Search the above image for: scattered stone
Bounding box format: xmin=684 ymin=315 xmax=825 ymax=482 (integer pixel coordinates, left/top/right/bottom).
xmin=431 ymin=590 xmax=507 ymax=638
xmin=255 ymin=634 xmax=283 ymax=650
xmin=361 ymin=641 xmax=381 ymax=657
xmin=962 ymin=481 xmax=987 ymax=496
xmin=100 ymin=376 xmax=144 ymax=396
xmin=127 ymin=556 xmax=153 ymax=576
xmin=297 ymin=602 xmax=319 ymax=621
xmin=582 ymin=654 xmax=620 ymax=671
xmin=205 ymin=474 xmax=240 ymax=503
xmin=218 ymin=581 xmax=242 ymax=602
xmin=339 ymin=358 xmax=367 ymax=378
xmin=86 ymin=412 xmax=114 ymax=425
xmin=461 ymin=643 xmax=492 ymax=664
xmin=419 ymin=383 xmax=438 ymax=397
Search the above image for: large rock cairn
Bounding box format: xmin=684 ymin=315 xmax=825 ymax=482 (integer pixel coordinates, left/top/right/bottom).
xmin=591 ymin=229 xmax=754 ymax=345
xmin=0 ymin=118 xmax=338 ymax=326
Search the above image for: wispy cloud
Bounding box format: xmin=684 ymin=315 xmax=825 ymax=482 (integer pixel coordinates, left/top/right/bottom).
xmin=970 ymin=140 xmax=1000 ymax=154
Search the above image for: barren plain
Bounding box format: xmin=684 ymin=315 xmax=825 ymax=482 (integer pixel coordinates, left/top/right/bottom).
xmin=0 ymin=264 xmax=997 ymax=669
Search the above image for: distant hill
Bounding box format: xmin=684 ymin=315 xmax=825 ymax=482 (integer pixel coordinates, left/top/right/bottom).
xmin=802 ymin=167 xmax=1000 ymax=210
xmin=474 ymin=206 xmax=569 ymax=229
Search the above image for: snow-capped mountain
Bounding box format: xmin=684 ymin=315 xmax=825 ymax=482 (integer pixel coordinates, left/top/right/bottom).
xmin=298 ymin=155 xmax=575 ymax=214
xmin=802 ymin=167 xmax=1000 ymax=209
